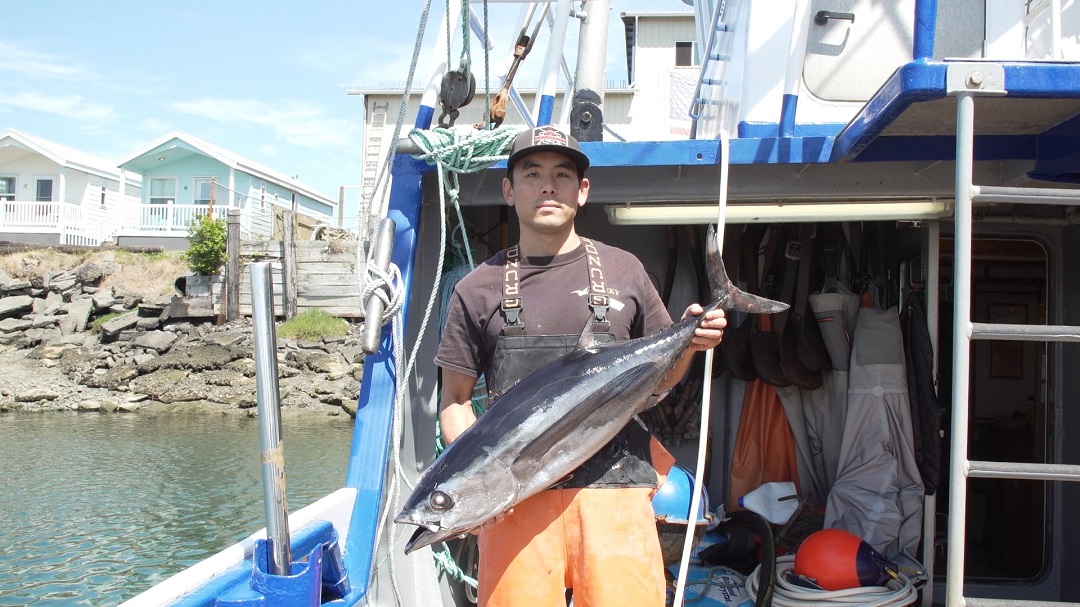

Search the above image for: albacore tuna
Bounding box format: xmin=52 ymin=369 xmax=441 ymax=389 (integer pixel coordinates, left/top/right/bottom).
xmin=396 ymin=225 xmax=788 ymax=553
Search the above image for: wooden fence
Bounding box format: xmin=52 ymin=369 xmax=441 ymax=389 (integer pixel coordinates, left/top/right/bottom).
xmin=226 ymin=209 xmax=366 ymax=319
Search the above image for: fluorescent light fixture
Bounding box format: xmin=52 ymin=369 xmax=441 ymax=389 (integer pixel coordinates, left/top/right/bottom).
xmin=604 ymin=200 xmax=952 ymax=225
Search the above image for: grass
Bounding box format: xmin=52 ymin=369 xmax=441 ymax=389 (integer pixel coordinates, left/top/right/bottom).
xmin=278 ymin=309 xmax=350 ymax=341
xmin=90 ymin=311 xmax=127 ymax=333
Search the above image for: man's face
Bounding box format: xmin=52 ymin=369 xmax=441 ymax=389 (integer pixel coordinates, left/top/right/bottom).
xmin=502 ymin=151 xmax=589 ymax=235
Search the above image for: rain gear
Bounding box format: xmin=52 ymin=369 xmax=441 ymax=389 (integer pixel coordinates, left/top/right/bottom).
xmin=825 ymin=307 xmax=925 ymax=577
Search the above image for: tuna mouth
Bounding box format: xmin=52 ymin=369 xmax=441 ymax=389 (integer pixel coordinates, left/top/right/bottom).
xmin=394 ymin=512 xmax=441 ymax=533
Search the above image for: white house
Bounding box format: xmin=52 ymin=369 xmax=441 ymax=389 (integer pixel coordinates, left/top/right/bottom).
xmin=0 ymin=129 xmax=142 ymax=246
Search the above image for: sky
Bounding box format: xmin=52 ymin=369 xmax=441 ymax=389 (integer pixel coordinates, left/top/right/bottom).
xmin=2 ymin=1 xmax=690 ymax=221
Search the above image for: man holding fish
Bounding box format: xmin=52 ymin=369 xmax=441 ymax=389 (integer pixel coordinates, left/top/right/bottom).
xmin=434 ymin=126 xmax=728 ymax=607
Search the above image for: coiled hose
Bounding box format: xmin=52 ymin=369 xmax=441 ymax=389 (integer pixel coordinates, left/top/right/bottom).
xmin=745 ymin=554 xmax=917 ymax=607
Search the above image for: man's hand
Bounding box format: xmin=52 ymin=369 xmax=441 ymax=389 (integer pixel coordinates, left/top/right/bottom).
xmin=681 ymin=304 xmax=727 ymax=352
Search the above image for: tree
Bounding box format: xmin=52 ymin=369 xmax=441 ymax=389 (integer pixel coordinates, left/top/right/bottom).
xmin=183 ymin=214 xmax=227 ymax=274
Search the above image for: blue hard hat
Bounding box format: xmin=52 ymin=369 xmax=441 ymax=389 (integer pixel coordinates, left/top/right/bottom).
xmin=652 ymin=465 xmax=709 ymax=525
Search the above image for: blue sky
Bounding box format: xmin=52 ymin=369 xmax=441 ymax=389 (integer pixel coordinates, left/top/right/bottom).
xmin=2 ymin=1 xmax=688 ymax=221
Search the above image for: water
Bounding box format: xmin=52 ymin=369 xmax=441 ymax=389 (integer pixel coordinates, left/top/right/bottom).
xmin=0 ymin=412 xmax=354 ymax=606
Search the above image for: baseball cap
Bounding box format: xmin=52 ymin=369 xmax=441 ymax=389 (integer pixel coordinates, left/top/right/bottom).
xmin=506 ymin=125 xmax=590 ymax=176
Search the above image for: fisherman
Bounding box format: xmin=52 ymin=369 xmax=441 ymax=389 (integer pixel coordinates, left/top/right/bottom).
xmin=435 ymin=125 xmax=727 ymax=607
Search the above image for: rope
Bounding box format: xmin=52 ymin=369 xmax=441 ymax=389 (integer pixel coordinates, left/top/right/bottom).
xmin=745 ymin=555 xmax=918 ymax=607
xmin=367 ymin=0 xmax=433 ymax=225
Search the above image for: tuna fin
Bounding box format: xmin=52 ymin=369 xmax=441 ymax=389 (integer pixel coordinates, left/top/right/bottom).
xmin=576 ymin=320 xmax=599 ymax=350
xmin=706 ymin=224 xmax=789 ymax=315
xmin=511 ymin=363 xmax=657 ymax=478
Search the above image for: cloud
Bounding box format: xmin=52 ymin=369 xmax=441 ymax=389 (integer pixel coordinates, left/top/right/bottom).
xmin=171 ymin=98 xmax=360 ymax=151
xmin=0 ymin=91 xmax=114 ymax=122
xmin=0 ymin=41 xmax=93 ymax=83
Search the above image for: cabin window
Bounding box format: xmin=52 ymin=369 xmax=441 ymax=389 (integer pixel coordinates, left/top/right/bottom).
xmin=675 ymin=41 xmax=696 ymax=67
xmin=35 ymin=178 xmax=54 ymax=202
xmin=0 ymin=176 xmax=14 ymax=201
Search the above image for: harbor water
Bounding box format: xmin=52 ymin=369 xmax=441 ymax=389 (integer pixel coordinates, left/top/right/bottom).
xmin=0 ymin=412 xmax=354 ymax=606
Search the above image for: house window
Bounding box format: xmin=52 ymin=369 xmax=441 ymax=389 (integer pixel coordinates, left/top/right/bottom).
xmin=36 ymin=179 xmax=54 ymax=202
xmin=149 ymin=178 xmax=176 ymax=205
xmin=194 ymin=178 xmax=214 ymax=206
xmin=0 ymin=177 xmax=14 ymax=201
xmin=675 ymin=41 xmax=697 ymax=67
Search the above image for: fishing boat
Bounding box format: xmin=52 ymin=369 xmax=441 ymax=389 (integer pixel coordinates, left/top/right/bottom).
xmin=121 ymin=0 xmax=1080 ymax=605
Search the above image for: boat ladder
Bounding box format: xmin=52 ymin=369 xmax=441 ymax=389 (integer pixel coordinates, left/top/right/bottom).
xmin=947 ymin=61 xmax=1080 ymax=607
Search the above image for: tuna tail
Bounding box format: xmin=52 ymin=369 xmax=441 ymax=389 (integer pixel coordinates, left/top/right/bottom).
xmin=706 ymin=224 xmax=789 ymax=315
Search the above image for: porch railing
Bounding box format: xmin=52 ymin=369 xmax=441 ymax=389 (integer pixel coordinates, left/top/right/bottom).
xmin=132 ymin=203 xmax=215 ymax=232
xmin=0 ymin=200 xmax=219 ymax=246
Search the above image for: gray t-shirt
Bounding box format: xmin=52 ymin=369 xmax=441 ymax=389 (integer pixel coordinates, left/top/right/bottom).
xmin=435 ymin=239 xmax=673 ymax=379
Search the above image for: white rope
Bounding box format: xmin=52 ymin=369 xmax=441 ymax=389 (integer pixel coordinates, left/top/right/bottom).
xmin=746 ymin=555 xmax=918 ymax=607
xmin=673 ymin=128 xmax=732 ymax=607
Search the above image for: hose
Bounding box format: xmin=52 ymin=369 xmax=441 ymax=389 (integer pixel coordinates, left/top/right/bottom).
xmin=745 ymin=555 xmax=917 ymax=607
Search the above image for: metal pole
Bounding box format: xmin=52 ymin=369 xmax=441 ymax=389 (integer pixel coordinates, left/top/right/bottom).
xmin=251 ymin=261 xmax=291 ymax=576
xmin=945 ymin=91 xmax=974 ymax=607
xmin=362 ymin=217 xmax=398 ymax=355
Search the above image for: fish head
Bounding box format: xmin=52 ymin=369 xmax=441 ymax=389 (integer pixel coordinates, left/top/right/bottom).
xmin=395 ymin=457 xmax=518 ymax=552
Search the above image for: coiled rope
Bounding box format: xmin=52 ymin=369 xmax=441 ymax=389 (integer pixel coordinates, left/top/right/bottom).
xmin=745 ymin=555 xmax=918 ymax=607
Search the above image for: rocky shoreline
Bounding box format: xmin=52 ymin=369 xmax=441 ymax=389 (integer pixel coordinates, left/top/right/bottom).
xmin=0 ymin=259 xmax=362 ymax=419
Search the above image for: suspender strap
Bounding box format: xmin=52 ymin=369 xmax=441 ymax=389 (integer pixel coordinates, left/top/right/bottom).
xmin=501 ymin=245 xmax=524 ymax=335
xmin=500 ymin=240 xmax=611 ymax=335
xmin=580 ymin=238 xmax=611 ymax=330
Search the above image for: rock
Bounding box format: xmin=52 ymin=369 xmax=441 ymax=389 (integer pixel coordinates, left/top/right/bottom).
xmin=0 ymin=295 xmax=33 ymax=319
xmin=86 ymin=365 xmax=139 ymax=389
xmin=133 ymin=331 xmax=177 ymax=353
xmin=59 ymin=298 xmax=94 ymax=335
xmin=48 ymin=275 xmax=77 ymax=293
xmin=136 ymin=344 xmax=242 ymax=373
xmin=75 ymin=262 xmax=104 ymax=285
xmin=43 ymin=291 xmax=65 ymax=315
xmin=28 ymin=344 xmax=73 ymax=360
xmin=285 ymin=350 xmax=349 ymax=375
xmin=92 ymin=290 xmax=117 ymax=310
xmin=136 ymin=317 xmax=161 ymax=331
xmin=32 ymin=315 xmax=61 ymax=328
xmin=99 ymin=312 xmax=139 ymax=337
xmin=204 ymin=331 xmax=248 ymax=348
xmin=0 ymin=318 xmax=33 ymax=333
xmin=15 ymin=387 xmax=60 ymax=402
xmin=1 ymin=279 xmax=32 ymax=292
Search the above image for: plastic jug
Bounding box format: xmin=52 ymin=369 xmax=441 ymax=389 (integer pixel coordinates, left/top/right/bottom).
xmin=737 ymin=481 xmax=799 ymax=525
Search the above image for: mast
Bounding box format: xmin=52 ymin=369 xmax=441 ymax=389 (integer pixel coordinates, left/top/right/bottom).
xmin=571 ymin=0 xmax=610 ymax=141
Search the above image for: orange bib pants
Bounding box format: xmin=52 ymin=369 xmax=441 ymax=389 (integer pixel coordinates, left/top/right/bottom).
xmin=476 ymin=440 xmax=674 ymax=607
xmin=477 ymin=486 xmax=666 ymax=607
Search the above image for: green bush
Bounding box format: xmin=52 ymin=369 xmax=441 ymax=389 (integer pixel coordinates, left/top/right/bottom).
xmin=278 ymin=309 xmax=350 ymax=341
xmin=183 ymin=215 xmax=227 ymax=274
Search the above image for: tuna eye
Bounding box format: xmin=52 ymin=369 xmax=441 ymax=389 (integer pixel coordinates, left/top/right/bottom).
xmin=429 ymin=491 xmax=453 ymax=511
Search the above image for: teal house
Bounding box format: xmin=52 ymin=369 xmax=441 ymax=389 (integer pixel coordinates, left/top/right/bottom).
xmin=117 ymin=131 xmax=337 ymax=250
